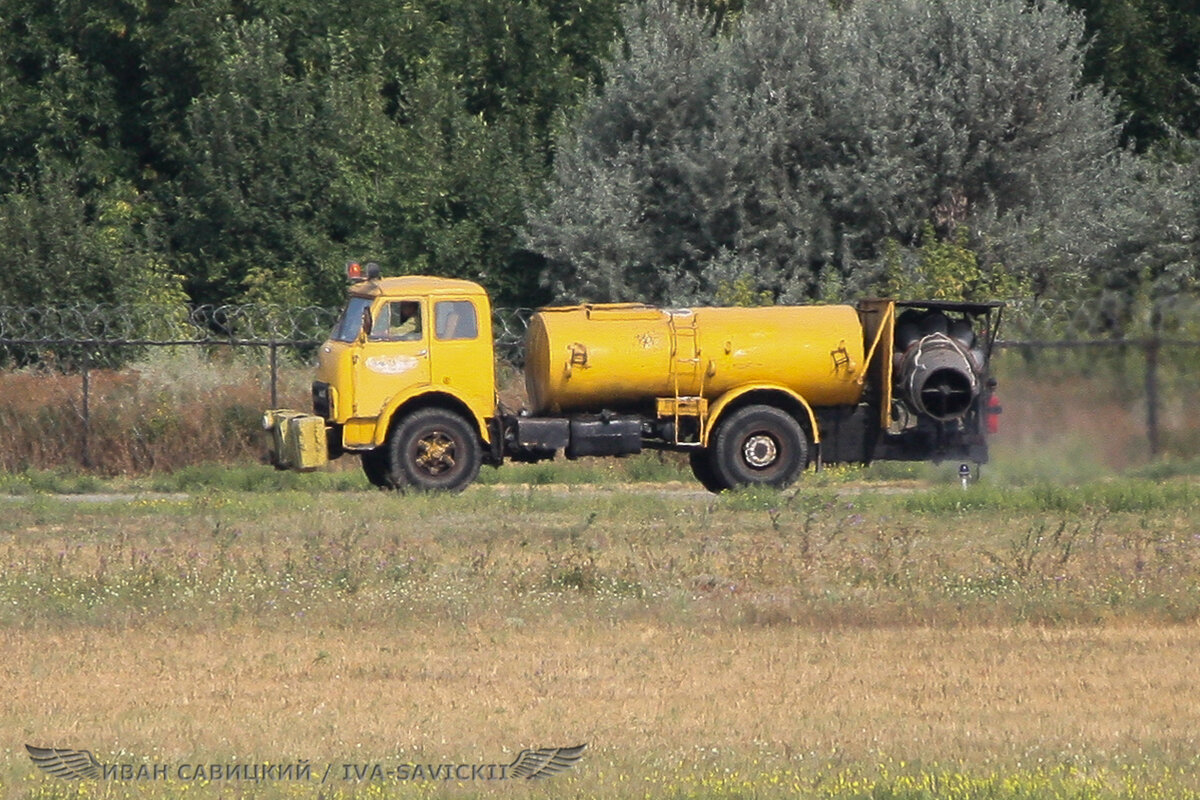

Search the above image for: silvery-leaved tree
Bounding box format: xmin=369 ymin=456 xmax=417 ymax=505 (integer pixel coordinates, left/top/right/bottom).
xmin=527 ymin=0 xmax=1171 ymax=306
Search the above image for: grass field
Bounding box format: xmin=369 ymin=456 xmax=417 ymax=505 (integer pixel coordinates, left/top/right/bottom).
xmin=3 ymin=311 xmax=1200 ymax=798
xmin=3 ymin=473 xmax=1200 ymax=799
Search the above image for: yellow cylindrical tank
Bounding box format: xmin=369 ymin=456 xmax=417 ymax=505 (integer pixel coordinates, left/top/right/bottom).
xmin=525 ymin=303 xmax=866 ymax=414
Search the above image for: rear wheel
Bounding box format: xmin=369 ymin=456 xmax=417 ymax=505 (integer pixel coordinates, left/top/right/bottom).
xmin=711 ymin=405 xmax=808 ymax=489
xmin=389 ymin=408 xmax=481 ymax=492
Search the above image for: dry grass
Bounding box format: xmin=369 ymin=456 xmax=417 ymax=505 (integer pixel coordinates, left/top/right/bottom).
xmin=1 ymin=486 xmax=1200 ymax=799
xmin=0 ymin=351 xmax=309 ymax=474
xmin=5 ymin=621 xmax=1200 ymax=778
xmin=3 ymin=483 xmax=1200 ymax=628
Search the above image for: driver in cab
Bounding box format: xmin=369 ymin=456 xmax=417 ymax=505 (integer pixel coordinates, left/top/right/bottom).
xmin=373 ymin=300 xmax=422 ymax=341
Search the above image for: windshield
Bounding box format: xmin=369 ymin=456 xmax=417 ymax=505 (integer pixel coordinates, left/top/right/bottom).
xmin=331 ymin=297 xmax=373 ymax=342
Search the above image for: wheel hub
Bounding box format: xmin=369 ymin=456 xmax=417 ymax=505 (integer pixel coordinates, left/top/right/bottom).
xmin=742 ymin=434 xmax=778 ymax=468
xmin=416 ymin=432 xmax=456 ymax=474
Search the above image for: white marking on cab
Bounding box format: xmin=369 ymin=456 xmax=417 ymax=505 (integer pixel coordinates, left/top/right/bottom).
xmin=365 ymin=355 xmax=420 ymax=375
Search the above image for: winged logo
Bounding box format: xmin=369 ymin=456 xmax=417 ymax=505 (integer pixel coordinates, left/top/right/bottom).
xmin=25 ymin=745 xmax=102 ymax=780
xmin=506 ymin=743 xmax=587 ymax=779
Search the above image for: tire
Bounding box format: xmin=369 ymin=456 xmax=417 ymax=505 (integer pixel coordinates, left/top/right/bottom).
xmin=711 ymin=405 xmax=808 ymax=489
xmin=360 ymin=447 xmax=397 ymax=489
xmin=388 ymin=408 xmax=482 ymax=492
xmin=689 ymin=448 xmax=729 ymax=494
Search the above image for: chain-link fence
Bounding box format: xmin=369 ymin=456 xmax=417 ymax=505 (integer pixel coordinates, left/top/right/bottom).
xmin=1000 ymin=294 xmax=1200 ymax=344
xmin=0 ymin=304 xmax=535 ymax=401
xmin=0 ymin=305 xmax=537 ymax=471
xmin=1 ymin=296 xmax=1197 ymax=471
xmin=994 ymin=295 xmax=1200 ymax=460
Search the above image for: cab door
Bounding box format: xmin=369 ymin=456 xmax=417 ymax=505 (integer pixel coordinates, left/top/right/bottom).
xmin=351 ymin=297 xmax=432 ymax=418
xmin=428 ymin=296 xmax=495 ymax=416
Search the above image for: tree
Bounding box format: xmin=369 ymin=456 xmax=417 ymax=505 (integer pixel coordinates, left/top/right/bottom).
xmin=357 ymin=0 xmax=626 ymax=305
xmin=1065 ymin=0 xmax=1200 ymax=147
xmin=163 ymin=20 xmax=365 ymax=307
xmin=0 ymin=0 xmax=183 ymax=316
xmin=0 ymin=0 xmax=630 ymax=310
xmin=526 ymin=1 xmax=729 ymax=302
xmin=154 ymin=0 xmax=633 ymax=308
xmin=527 ymin=0 xmax=1154 ymax=305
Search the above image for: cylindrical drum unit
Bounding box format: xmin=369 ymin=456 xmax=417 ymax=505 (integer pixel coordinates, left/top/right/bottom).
xmin=895 ymin=333 xmax=980 ymax=420
xmin=525 ymin=303 xmax=866 ymax=415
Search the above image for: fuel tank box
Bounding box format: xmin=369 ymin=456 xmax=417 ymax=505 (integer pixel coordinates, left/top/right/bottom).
xmin=262 ymin=410 xmax=328 ymax=471
xmin=565 ymin=416 xmax=643 ymax=459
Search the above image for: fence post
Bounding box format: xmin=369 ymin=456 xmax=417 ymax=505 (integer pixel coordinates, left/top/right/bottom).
xmin=1143 ymin=299 xmax=1163 ymax=459
xmin=269 ymin=340 xmax=279 ymax=409
xmin=1144 ymin=334 xmax=1161 ymax=458
xmin=81 ymin=350 xmax=92 ymax=469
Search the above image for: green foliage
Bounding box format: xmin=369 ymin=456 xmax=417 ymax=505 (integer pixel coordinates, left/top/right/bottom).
xmin=0 ymin=0 xmax=1196 ymax=313
xmin=528 ymin=0 xmax=1182 ymax=306
xmin=1065 ymin=0 xmax=1200 ymax=146
xmin=714 ymin=273 xmax=773 ymax=306
xmin=883 ymin=223 xmax=1028 ymax=301
xmin=0 ymin=0 xmax=186 ymax=323
xmin=0 ymin=0 xmax=627 ymax=311
xmin=0 ymin=162 xmax=188 ymax=336
xmin=1050 ymin=138 xmax=1200 ymax=328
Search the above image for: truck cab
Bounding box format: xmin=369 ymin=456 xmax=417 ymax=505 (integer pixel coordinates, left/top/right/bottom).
xmin=266 ymin=268 xmax=497 ymax=490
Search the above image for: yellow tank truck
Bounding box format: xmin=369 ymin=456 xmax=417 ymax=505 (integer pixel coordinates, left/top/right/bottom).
xmin=263 ymin=262 xmax=1002 ymax=492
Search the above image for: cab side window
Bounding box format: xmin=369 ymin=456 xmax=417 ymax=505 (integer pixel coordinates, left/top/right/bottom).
xmin=371 ymin=300 xmax=423 ymax=341
xmin=435 ymin=300 xmax=478 ymax=341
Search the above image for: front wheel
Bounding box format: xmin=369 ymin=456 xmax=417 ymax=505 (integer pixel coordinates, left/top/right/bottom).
xmin=361 ymin=447 xmax=398 ymax=489
xmin=689 ymin=449 xmax=729 ymax=493
xmin=389 ymin=408 xmax=482 ymax=492
xmin=711 ymin=405 xmax=808 ymax=490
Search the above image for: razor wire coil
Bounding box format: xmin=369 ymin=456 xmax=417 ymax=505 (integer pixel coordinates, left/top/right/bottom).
xmin=1 ymin=295 xmax=1198 ymax=355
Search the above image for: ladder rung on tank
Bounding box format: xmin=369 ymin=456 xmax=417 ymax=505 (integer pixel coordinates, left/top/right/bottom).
xmin=664 ymin=313 xmax=706 ymax=444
